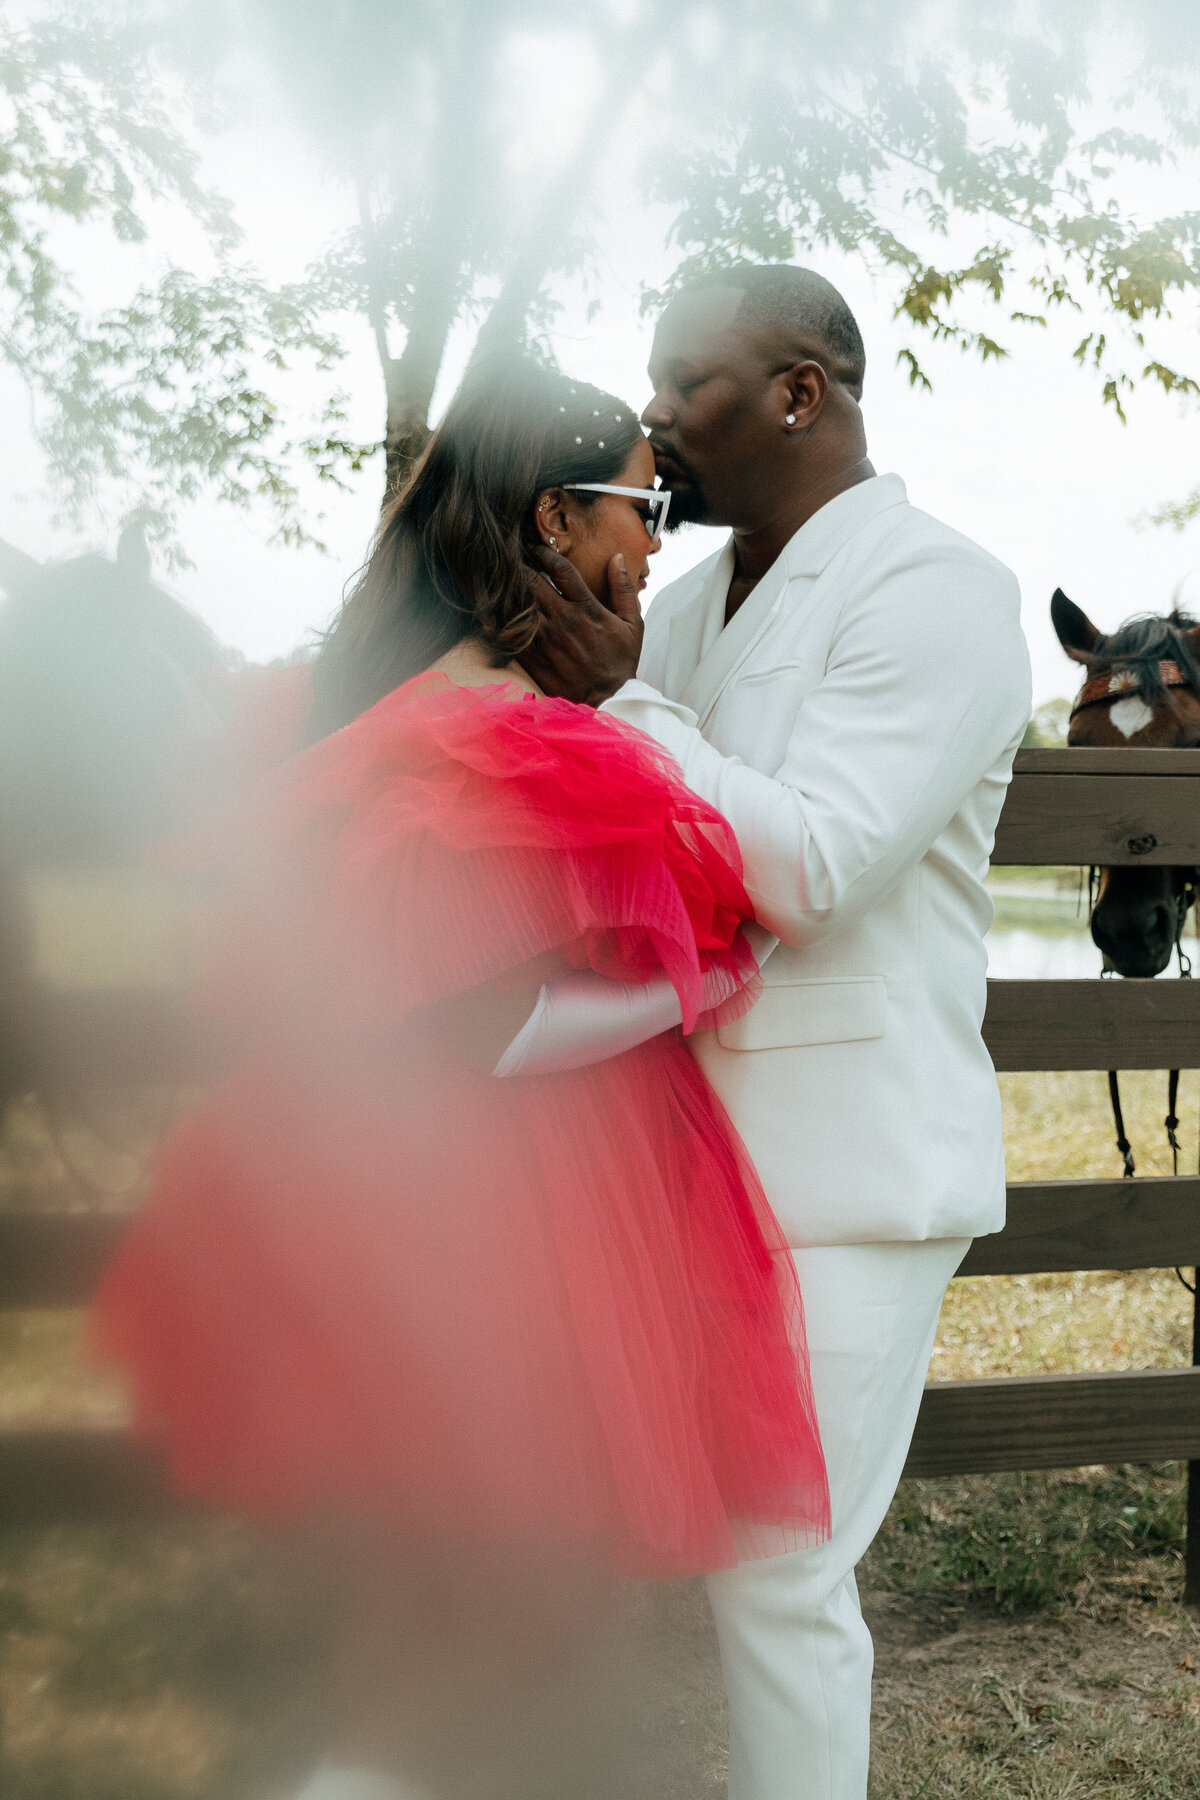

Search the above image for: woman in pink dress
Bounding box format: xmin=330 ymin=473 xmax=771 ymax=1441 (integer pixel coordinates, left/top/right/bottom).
xmin=92 ymin=356 xmax=828 ymax=1800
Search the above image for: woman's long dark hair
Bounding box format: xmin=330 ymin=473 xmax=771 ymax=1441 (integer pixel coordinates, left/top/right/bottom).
xmin=307 ymin=356 xmax=643 ymax=740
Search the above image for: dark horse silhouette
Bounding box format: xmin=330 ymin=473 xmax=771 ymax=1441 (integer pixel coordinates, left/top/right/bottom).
xmin=1052 ymin=587 xmax=1200 ymax=978
xmin=0 ymin=526 xmax=230 ymax=1106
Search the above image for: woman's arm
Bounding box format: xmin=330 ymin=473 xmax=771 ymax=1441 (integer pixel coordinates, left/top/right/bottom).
xmin=420 ymin=951 xmax=561 ymax=1074
xmin=493 ymin=925 xmax=777 ymax=1078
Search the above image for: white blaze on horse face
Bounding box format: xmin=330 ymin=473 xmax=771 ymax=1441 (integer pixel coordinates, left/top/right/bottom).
xmin=1106 ymin=673 xmax=1154 ymax=739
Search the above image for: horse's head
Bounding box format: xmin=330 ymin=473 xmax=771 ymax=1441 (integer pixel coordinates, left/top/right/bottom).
xmin=0 ymin=525 xmax=228 ymax=865
xmin=1052 ymin=587 xmax=1200 ymax=977
xmin=0 ymin=527 xmax=235 ymax=1111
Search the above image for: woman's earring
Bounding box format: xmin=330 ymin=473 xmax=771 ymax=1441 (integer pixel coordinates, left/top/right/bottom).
xmin=785 ymin=413 xmax=797 ymax=426
xmin=548 ymin=535 xmax=558 ymax=548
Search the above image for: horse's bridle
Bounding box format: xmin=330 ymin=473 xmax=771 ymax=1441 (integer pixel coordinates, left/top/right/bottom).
xmin=1070 ymin=659 xmax=1192 ymax=717
xmin=1067 ymin=655 xmax=1200 ymax=1291
xmin=1067 ymin=662 xmax=1200 ymax=1201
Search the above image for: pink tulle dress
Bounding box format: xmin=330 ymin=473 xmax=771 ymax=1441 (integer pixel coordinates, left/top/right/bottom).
xmin=92 ymin=674 xmax=829 ymax=1575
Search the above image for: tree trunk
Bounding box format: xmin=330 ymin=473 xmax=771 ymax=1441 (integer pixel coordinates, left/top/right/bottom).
xmin=379 ymin=277 xmax=460 ymax=498
xmin=368 ymin=12 xmax=501 ymax=505
xmin=370 ymin=12 xmax=650 ymax=504
xmin=471 ymin=46 xmax=644 ymax=365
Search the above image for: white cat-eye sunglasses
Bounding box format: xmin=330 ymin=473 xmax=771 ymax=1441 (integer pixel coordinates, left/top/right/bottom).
xmin=563 ymin=483 xmax=671 ymax=541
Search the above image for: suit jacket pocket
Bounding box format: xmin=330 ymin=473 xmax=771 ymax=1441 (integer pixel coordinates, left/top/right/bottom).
xmin=716 ymin=976 xmax=887 ymax=1051
xmin=731 ymin=661 xmax=811 ymax=689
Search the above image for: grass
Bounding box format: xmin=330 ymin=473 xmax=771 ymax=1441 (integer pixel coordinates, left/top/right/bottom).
xmin=0 ymin=1520 xmax=330 ymax=1800
xmin=872 ymin=1680 xmax=1200 ymax=1800
xmin=866 ymin=1466 xmax=1184 ymax=1614
xmin=989 ymin=863 xmax=1085 ymax=892
xmin=1000 ymin=1066 xmax=1200 ymax=1185
xmin=0 ymin=1088 xmax=184 ymax=1212
xmin=857 ymin=1059 xmax=1200 ymax=1795
xmin=934 ymin=1264 xmax=1190 ymax=1382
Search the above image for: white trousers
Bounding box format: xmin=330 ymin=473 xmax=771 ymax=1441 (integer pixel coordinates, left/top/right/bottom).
xmin=707 ymin=1236 xmax=970 ymax=1800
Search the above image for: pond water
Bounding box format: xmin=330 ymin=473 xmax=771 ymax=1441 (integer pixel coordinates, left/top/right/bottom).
xmin=985 ymin=882 xmax=1200 ymax=979
xmin=985 ymin=884 xmax=1105 ymax=980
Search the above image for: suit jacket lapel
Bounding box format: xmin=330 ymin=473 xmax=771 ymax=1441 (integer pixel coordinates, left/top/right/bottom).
xmin=679 ymin=547 xmax=793 ymax=728
xmin=660 ymin=544 xmax=731 ymax=700
xmin=662 ymin=475 xmax=910 ymax=723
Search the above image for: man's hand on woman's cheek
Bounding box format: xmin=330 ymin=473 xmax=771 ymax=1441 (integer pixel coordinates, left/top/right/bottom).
xmin=519 ymin=547 xmax=643 ymax=706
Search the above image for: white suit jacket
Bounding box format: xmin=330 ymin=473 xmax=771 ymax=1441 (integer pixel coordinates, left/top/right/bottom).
xmin=602 ymin=473 xmax=1031 ymax=1246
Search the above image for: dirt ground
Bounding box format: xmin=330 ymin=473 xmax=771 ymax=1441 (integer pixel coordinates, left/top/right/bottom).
xmin=1 ymin=1487 xmax=1196 ymax=1800
xmin=632 ymin=1522 xmax=1200 ymax=1800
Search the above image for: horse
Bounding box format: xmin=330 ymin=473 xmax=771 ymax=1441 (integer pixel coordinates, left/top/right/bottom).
xmin=0 ymin=525 xmax=231 ymax=1118
xmin=1051 ymin=587 xmax=1200 ymax=980
xmin=0 ymin=526 xmax=229 ymax=865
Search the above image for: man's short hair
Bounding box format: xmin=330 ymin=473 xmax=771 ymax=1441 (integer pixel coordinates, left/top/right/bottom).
xmin=675 ymin=264 xmax=867 ymax=392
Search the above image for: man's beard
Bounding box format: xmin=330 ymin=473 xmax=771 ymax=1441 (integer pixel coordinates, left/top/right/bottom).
xmin=661 ymin=481 xmax=708 ymax=530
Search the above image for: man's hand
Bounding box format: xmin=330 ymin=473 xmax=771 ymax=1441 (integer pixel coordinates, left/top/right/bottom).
xmin=519 ymin=547 xmax=644 ymax=706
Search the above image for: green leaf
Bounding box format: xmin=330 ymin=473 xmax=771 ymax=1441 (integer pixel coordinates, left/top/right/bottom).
xmin=896 ymin=346 xmax=933 ymax=391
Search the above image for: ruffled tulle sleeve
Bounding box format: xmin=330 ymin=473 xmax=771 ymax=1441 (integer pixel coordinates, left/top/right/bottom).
xmin=210 ymin=674 xmax=758 ymax=1038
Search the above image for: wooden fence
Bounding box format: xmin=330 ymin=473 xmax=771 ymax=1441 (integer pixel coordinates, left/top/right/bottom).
xmin=3 ymin=746 xmax=1200 ymax=1599
xmin=906 ymin=746 xmax=1200 ymax=1603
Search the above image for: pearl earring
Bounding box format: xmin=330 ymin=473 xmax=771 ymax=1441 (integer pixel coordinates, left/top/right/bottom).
xmin=785 ymin=413 xmax=797 ymax=426
xmin=548 ymin=535 xmax=558 ymax=548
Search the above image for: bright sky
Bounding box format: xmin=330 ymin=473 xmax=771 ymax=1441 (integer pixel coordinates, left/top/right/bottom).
xmin=3 ymin=22 xmax=1200 ymax=709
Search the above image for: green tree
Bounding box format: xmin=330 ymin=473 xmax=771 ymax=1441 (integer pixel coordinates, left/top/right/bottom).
xmin=8 ymin=1 xmax=1200 ymax=539
xmin=1021 ymin=698 xmax=1072 ymax=748
xmin=1 ymin=13 xmax=357 ymax=553
xmin=648 ymin=7 xmax=1200 ymax=421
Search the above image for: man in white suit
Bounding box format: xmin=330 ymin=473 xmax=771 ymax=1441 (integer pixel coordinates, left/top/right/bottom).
xmin=523 ymin=265 xmax=1032 ymax=1800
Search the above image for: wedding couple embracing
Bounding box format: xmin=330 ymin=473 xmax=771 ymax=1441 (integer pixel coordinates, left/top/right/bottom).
xmin=93 ymin=265 xmax=1032 ymax=1800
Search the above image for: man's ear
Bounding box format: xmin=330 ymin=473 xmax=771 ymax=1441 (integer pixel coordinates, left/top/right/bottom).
xmin=1051 ymin=588 xmax=1101 ymax=665
xmin=533 ymin=489 xmax=573 ymax=552
xmin=783 ymin=360 xmax=827 ymax=431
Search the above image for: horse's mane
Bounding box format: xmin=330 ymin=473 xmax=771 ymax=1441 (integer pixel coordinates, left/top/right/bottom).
xmin=1091 ymin=609 xmax=1200 ymax=708
xmin=0 ymin=552 xmax=222 ymax=673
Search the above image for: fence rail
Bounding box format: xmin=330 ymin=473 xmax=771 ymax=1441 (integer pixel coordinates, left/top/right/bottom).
xmin=0 ymin=1211 xmax=131 ymax=1308
xmin=984 ymin=978 xmax=1200 ymax=1070
xmin=959 ymin=1176 xmax=1200 ymax=1277
xmin=13 ymin=972 xmax=1200 ymax=1085
xmin=994 ymin=745 xmax=1200 ymax=865
xmin=3 ymin=1173 xmax=1195 ymax=1311
xmin=0 ymin=1427 xmax=181 ymax=1526
xmin=3 ymin=1369 xmax=1190 ymax=1527
xmin=906 ymin=1367 xmax=1200 ymax=1478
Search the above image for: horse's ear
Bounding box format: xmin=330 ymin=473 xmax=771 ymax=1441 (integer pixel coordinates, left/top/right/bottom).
xmin=0 ymin=538 xmax=40 ymax=594
xmin=116 ymin=520 xmax=152 ymax=585
xmin=1051 ymin=588 xmax=1100 ymax=665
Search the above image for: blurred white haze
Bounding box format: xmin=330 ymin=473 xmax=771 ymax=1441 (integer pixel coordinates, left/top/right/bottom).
xmin=4 ymin=0 xmax=1200 ymax=706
